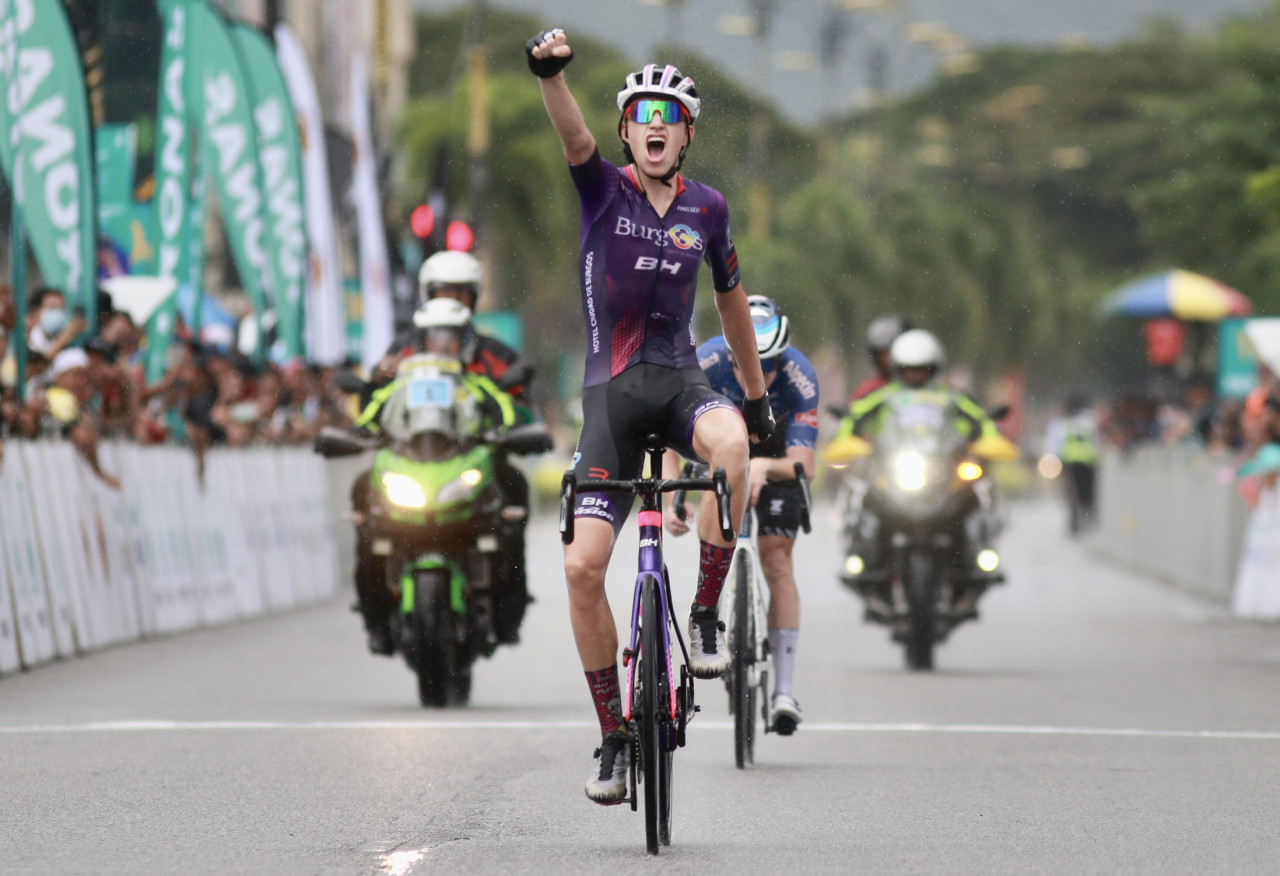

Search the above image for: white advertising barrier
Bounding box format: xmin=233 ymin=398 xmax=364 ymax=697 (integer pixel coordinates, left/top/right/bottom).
xmin=0 ymin=444 xmax=55 ymax=668
xmin=204 ymin=449 xmax=265 ymax=619
xmin=1232 ymin=485 xmax=1280 ymax=619
xmin=17 ymin=443 xmax=79 ymax=657
xmin=0 ymin=441 xmax=343 ymax=676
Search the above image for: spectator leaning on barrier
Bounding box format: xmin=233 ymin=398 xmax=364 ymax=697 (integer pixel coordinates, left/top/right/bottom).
xmin=26 ymin=287 xmax=86 ymax=360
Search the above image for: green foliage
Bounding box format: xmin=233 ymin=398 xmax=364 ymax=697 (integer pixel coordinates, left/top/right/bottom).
xmin=398 ymin=4 xmax=1280 ymax=403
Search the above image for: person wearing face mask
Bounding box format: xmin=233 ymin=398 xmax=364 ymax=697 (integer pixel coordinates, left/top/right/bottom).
xmin=27 ymin=288 xmax=87 ymax=360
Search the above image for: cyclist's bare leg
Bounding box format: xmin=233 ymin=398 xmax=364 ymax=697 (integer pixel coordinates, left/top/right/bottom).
xmin=564 ymin=517 xmax=620 ymax=671
xmin=759 ymin=535 xmax=799 ymax=628
xmin=690 ymin=408 xmax=750 ymax=547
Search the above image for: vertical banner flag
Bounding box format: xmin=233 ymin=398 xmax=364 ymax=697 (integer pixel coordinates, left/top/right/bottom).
xmin=189 ymin=0 xmax=272 ymax=356
xmin=147 ymin=0 xmax=193 ymax=380
xmin=350 ymin=51 xmax=392 ymax=370
xmin=275 ymin=23 xmax=345 ymax=366
xmin=231 ymin=22 xmax=306 ymax=362
xmin=0 ymin=0 xmax=98 ymax=326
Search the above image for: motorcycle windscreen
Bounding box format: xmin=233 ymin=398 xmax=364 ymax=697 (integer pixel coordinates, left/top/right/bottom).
xmin=379 ymin=370 xmax=478 ymax=444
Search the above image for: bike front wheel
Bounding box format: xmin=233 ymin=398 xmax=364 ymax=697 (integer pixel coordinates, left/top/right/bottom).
xmin=638 ymin=573 xmax=673 ymax=854
xmin=730 ymin=551 xmax=757 ymax=768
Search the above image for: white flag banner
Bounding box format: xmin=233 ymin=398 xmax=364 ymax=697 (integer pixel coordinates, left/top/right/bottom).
xmin=276 ymin=24 xmax=346 ymax=366
xmin=350 ymin=52 xmax=393 ymax=370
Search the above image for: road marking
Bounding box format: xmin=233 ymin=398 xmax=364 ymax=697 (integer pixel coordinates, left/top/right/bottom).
xmin=2 ymin=719 xmax=1280 ymax=740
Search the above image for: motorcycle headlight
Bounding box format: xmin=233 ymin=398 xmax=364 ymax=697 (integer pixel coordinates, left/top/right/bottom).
xmin=957 ymin=461 xmax=983 ymax=482
xmin=382 ymin=472 xmax=427 ymax=509
xmin=437 ymin=468 xmax=483 ymax=506
xmin=893 ymin=451 xmax=928 ymax=491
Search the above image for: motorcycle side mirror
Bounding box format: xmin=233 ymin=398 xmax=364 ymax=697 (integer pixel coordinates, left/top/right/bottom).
xmin=335 ymin=370 xmax=369 ymax=396
xmin=496 ymin=361 xmax=535 ymax=392
xmin=987 ymin=403 xmax=1011 ymax=422
xmin=495 ymin=424 xmax=554 ymax=456
xmin=314 ymin=425 xmax=380 ymax=458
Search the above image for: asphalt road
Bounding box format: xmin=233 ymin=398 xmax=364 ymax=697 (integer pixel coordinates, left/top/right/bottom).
xmin=3 ymin=496 xmax=1280 ymax=875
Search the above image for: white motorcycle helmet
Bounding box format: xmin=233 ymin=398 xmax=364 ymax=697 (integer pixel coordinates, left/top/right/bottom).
xmin=889 ymin=329 xmax=945 ymax=386
xmin=417 ymin=250 xmax=482 ymax=308
xmin=412 ymin=297 xmax=476 ymax=362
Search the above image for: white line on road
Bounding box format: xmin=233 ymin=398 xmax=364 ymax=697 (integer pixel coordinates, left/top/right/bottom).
xmin=2 ymin=719 xmax=1280 ymax=740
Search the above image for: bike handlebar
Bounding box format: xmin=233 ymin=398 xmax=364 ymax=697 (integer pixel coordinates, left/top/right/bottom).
xmin=560 ymin=466 xmax=734 ymax=544
xmin=673 ymin=459 xmax=813 ymax=536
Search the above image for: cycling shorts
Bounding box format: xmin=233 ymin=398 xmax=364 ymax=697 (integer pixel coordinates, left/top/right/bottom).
xmin=756 ymin=481 xmax=805 ymax=539
xmin=571 ymin=363 xmax=737 ymax=532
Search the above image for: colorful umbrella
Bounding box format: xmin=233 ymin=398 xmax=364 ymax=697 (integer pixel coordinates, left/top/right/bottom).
xmin=1098 ymin=270 xmax=1252 ymax=321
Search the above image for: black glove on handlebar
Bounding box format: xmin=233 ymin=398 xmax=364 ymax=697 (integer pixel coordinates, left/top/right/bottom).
xmin=525 ymin=30 xmax=573 ymax=78
xmin=742 ymin=395 xmax=776 ymax=441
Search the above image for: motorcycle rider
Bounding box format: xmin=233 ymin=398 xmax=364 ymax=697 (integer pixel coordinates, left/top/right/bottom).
xmin=837 ymin=329 xmax=1002 ymax=589
xmin=849 ymin=313 xmax=912 ymax=402
xmin=375 ymin=253 xmax=535 ymax=645
xmin=349 ymin=297 xmax=520 ymax=655
xmin=663 ymin=295 xmax=818 ymax=736
xmin=528 ymin=28 xmax=774 ymax=805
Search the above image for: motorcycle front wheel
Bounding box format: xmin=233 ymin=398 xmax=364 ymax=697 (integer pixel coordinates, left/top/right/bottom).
xmin=412 ymin=569 xmax=457 ymax=707
xmin=902 ymin=550 xmax=938 ymax=671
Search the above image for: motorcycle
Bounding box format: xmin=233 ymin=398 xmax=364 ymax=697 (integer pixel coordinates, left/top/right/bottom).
xmin=824 ymin=390 xmax=1019 ymax=670
xmin=316 ymin=353 xmax=552 ymax=706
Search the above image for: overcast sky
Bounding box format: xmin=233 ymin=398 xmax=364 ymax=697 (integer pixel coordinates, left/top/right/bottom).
xmin=414 ymin=0 xmax=1269 ymax=124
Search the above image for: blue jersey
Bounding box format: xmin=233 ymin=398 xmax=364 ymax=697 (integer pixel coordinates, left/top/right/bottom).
xmin=570 ymin=149 xmax=740 ymax=388
xmin=697 ymin=337 xmax=820 ymax=457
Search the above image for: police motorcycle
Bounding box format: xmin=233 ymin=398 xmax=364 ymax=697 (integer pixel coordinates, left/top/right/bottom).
xmin=824 ymin=391 xmax=1019 ymax=670
xmin=315 ymin=353 xmax=551 ymax=706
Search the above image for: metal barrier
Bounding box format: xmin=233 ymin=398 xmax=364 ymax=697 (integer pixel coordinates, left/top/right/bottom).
xmin=1095 ymin=444 xmax=1251 ymax=603
xmin=0 ymin=440 xmax=346 ymax=676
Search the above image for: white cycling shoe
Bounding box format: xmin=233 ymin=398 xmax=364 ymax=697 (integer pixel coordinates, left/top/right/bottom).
xmin=770 ymin=693 xmax=803 ymax=736
xmin=584 ymin=731 xmax=629 ymax=805
xmin=687 ymin=606 xmax=731 ymax=679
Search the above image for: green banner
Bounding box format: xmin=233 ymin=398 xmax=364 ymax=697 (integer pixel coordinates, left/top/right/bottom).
xmin=0 ymin=0 xmax=98 ymax=326
xmin=231 ymin=22 xmax=306 ymax=361
xmin=190 ymin=0 xmax=271 ymax=357
xmin=147 ymin=0 xmax=194 ymax=380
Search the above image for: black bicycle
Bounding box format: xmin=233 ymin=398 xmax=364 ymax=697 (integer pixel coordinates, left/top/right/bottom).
xmin=560 ymin=435 xmax=734 ymax=855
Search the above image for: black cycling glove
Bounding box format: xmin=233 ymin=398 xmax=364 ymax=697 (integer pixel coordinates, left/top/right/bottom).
xmin=741 ymin=395 xmax=776 ymax=441
xmin=525 ymin=30 xmax=573 ymax=79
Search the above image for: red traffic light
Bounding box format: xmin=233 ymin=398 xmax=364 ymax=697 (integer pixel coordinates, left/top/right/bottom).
xmin=410 ymin=204 xmax=436 ymax=239
xmin=445 ymin=220 xmax=475 ymax=252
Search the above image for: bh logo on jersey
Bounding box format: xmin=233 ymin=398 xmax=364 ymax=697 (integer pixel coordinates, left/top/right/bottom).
xmin=668 ymin=224 xmax=703 ymax=251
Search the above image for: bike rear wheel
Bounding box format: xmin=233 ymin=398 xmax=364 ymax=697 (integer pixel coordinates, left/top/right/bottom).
xmin=639 ymin=574 xmax=672 ymax=854
xmin=730 ymin=551 xmax=756 ymax=768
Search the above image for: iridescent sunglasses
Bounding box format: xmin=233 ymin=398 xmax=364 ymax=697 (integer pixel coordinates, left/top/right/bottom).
xmin=624 ymin=98 xmax=690 ymax=125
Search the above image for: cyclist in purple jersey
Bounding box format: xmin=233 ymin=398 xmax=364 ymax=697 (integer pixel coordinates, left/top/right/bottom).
xmin=664 ymin=296 xmax=818 ymax=735
xmin=528 ymin=28 xmax=776 ymax=805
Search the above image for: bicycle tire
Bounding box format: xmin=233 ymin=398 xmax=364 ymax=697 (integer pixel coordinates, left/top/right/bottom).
xmin=731 ymin=552 xmax=756 ymax=768
xmin=639 ymin=573 xmax=667 ymax=854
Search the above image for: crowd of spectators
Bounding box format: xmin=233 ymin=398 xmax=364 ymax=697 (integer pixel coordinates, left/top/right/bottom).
xmin=0 ymin=283 xmax=354 ymax=487
xmin=1096 ymin=368 xmax=1280 ymax=459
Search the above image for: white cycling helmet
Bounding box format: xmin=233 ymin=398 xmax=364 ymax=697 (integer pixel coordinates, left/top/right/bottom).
xmin=748 ymin=295 xmax=790 ymax=359
xmin=417 ymin=251 xmax=482 ymax=306
xmin=889 ymin=328 xmax=945 ymax=371
xmin=412 ymin=297 xmax=475 ymax=361
xmin=616 ymin=64 xmax=701 ymax=122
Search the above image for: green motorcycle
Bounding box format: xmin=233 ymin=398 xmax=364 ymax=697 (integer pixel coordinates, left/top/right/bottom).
xmin=317 ymin=354 xmax=551 ymax=706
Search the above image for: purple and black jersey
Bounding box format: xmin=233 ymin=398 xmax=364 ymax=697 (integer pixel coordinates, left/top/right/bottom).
xmin=697 ymin=337 xmax=820 ymax=458
xmin=570 ymin=149 xmax=740 ymax=388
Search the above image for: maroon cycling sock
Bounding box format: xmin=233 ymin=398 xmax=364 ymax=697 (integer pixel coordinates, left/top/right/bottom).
xmin=694 ymin=540 xmax=734 ymax=608
xmin=585 ymin=665 xmax=623 ymax=736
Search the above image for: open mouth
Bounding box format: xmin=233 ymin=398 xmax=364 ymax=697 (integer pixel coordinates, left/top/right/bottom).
xmin=646 ymin=136 xmax=666 ymax=161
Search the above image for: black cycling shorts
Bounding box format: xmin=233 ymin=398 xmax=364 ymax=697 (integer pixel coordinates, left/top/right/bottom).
xmin=756 ymin=480 xmax=805 ymax=539
xmin=572 ymin=363 xmax=737 ymax=532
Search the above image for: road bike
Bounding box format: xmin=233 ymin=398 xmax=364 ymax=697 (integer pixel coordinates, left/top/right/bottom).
xmin=677 ymin=461 xmax=811 ymax=768
xmin=559 ymin=436 xmax=734 ymax=855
